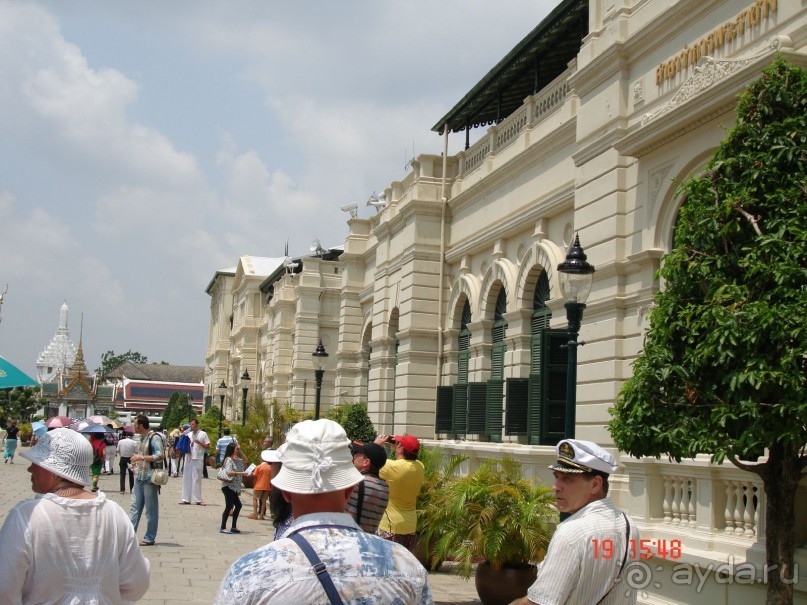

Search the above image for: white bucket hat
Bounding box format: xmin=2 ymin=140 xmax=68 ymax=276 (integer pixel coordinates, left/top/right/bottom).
xmin=21 ymin=428 xmax=93 ymax=486
xmin=271 ymin=420 xmax=363 ymax=494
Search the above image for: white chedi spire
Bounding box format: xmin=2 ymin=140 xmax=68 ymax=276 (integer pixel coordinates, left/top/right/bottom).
xmin=36 ymin=300 xmax=78 ymax=384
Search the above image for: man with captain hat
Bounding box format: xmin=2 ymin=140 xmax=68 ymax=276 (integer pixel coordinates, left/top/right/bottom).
xmin=512 ymin=439 xmax=639 ymax=605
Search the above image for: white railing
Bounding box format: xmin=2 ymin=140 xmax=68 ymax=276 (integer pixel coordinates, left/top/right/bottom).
xmin=458 ymin=65 xmax=574 ymax=178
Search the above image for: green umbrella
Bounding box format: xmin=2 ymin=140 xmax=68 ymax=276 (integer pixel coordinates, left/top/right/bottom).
xmin=0 ymin=356 xmax=37 ymax=389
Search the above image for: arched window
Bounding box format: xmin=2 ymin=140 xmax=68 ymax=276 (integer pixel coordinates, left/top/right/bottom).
xmin=528 ymin=271 xmax=567 ymax=445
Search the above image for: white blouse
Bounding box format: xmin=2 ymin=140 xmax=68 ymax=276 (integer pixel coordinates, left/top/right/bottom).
xmin=0 ymin=491 xmax=150 ymax=605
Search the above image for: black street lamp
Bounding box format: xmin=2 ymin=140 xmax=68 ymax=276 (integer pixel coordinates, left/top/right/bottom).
xmin=218 ymin=380 xmax=226 ymax=438
xmin=557 ymin=233 xmax=596 ymax=439
xmin=312 ymin=340 xmax=329 ymax=420
xmin=240 ymin=369 xmax=251 ymax=426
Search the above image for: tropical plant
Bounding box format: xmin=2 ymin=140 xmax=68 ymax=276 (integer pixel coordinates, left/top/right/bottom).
xmin=17 ymin=422 xmax=32 ymax=444
xmin=269 ymin=399 xmax=304 ymax=446
xmin=421 ymin=457 xmax=556 ymax=579
xmin=415 ymin=447 xmax=468 ymax=570
xmin=233 ymin=394 xmax=273 ymax=463
xmin=326 ymin=402 xmax=376 ymax=442
xmin=609 ymin=58 xmax=807 ymax=605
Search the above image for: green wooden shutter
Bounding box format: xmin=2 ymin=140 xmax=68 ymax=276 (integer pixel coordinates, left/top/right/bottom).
xmin=541 ymin=329 xmax=568 ymax=445
xmin=467 ymin=382 xmax=488 ymax=435
xmin=487 ymin=323 xmax=506 ymax=442
xmin=452 ymin=383 xmax=468 ymax=437
xmin=435 ymin=386 xmax=453 ymax=433
xmin=505 ymin=378 xmax=529 ymax=435
xmin=528 ymin=310 xmax=551 ymax=444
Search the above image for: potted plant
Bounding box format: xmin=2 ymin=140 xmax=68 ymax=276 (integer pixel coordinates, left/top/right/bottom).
xmin=415 ymin=447 xmax=468 ymax=570
xmin=421 ymin=457 xmax=557 ymax=605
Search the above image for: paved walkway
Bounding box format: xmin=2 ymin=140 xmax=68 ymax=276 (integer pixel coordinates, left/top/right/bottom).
xmin=0 ymin=446 xmax=481 ymax=604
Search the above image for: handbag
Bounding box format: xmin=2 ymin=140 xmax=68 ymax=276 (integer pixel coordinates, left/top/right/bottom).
xmin=217 ymin=461 xmax=233 ymax=483
xmin=151 ymin=468 xmax=169 ymax=486
xmin=147 ymin=432 xmax=169 ymax=486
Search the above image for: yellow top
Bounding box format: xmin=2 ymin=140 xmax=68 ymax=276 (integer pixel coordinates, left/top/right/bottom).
xmin=378 ymin=458 xmax=425 ymax=535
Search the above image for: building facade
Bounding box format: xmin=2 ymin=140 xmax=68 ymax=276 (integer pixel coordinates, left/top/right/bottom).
xmin=205 ymin=0 xmax=806 ymax=602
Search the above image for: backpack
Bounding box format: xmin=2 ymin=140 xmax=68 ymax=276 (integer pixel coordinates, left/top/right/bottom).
xmin=175 ymin=433 xmax=191 ymax=455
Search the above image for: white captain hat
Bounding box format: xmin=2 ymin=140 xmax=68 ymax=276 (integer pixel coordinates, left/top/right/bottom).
xmin=550 ymin=439 xmax=618 ymax=475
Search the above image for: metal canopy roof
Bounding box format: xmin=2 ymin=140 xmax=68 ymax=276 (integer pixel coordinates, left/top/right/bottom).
xmin=432 ymin=0 xmax=588 ymax=134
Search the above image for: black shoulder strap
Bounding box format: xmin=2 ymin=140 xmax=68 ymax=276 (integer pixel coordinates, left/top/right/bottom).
xmin=288 ymin=532 xmax=344 ymax=605
xmin=596 ymin=512 xmax=631 ymax=605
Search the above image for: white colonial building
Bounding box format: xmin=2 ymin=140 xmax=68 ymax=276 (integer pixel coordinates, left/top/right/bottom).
xmin=204 ymin=0 xmax=806 ymax=602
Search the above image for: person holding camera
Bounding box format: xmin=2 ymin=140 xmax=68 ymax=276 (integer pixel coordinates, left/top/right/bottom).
xmin=373 ymin=434 xmax=424 ymax=553
xmin=129 ymin=414 xmax=165 ymax=546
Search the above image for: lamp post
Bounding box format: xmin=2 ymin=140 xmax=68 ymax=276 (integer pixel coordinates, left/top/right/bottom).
xmin=218 ymin=381 xmax=226 ymax=438
xmin=240 ymin=369 xmax=250 ymax=426
xmin=187 ymin=394 xmax=194 ymax=425
xmin=557 ymin=233 xmax=596 ymax=439
xmin=312 ymin=340 xmax=329 ymax=420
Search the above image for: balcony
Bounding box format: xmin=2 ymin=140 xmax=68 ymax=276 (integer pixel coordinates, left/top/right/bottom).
xmin=455 ymin=63 xmax=575 ymax=181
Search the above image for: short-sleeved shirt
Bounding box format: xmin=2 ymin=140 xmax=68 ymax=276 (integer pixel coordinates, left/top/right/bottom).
xmin=5 ymin=425 xmax=19 ymax=440
xmin=214 ymin=512 xmax=433 ymax=605
xmin=252 ymin=462 xmax=271 ymax=491
xmin=378 ymin=458 xmax=424 ymax=535
xmin=527 ymin=498 xmax=639 ymax=605
xmin=134 ymin=432 xmax=165 ymax=482
xmin=216 ymin=436 xmax=237 ymax=461
xmin=222 ymin=457 xmax=246 ymax=494
xmin=345 ymin=474 xmax=390 ymax=533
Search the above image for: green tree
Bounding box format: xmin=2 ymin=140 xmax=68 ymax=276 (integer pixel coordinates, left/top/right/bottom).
xmin=95 ymin=350 xmax=148 ymax=380
xmin=161 ymin=392 xmax=194 ymax=431
xmin=0 ymin=387 xmax=43 ymax=421
xmin=326 ymin=402 xmax=376 ymax=443
xmin=233 ymin=394 xmax=272 ymax=464
xmin=199 ymin=404 xmax=222 ymax=442
xmin=609 ymin=59 xmax=807 ymax=605
xmin=269 ymin=399 xmax=304 ymax=447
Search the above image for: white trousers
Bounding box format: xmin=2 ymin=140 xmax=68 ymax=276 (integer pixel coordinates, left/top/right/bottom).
xmin=181 ymin=456 xmax=204 ymax=503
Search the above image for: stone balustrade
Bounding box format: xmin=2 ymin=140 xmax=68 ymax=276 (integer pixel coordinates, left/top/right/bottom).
xmin=457 ymin=65 xmax=575 ymax=178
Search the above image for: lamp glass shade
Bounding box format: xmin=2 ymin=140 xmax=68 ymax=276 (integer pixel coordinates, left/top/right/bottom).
xmin=558 ymin=271 xmax=594 ymax=304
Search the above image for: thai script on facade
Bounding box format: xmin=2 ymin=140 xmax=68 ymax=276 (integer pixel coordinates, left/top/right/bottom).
xmin=656 ymin=0 xmax=777 ymax=85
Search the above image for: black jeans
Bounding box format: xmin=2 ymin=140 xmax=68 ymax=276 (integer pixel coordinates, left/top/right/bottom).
xmin=119 ymin=457 xmax=134 ymax=492
xmin=221 ymin=486 xmax=242 ymax=530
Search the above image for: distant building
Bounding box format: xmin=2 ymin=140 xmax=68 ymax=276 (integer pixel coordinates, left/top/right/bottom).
xmin=36 ymin=301 xmax=77 ymax=384
xmin=39 ymin=330 xmax=113 ymax=419
xmin=107 ymin=362 xmax=204 ymax=426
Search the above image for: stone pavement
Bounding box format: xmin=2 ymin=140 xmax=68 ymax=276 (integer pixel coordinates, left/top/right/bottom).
xmin=0 ymin=446 xmax=481 ymax=604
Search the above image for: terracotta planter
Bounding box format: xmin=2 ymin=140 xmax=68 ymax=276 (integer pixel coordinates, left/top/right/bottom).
xmin=474 ymin=561 xmax=537 ymax=605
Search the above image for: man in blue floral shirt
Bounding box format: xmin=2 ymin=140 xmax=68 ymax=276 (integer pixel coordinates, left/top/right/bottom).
xmin=214 ymin=419 xmax=433 ymax=605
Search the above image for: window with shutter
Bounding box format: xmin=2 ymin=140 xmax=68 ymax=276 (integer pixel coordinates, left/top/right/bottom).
xmin=505 ymin=378 xmax=529 ymax=434
xmin=435 ymin=386 xmax=454 ymax=433
xmin=467 ymin=382 xmax=488 ymax=435
xmin=451 ymin=301 xmax=472 ymax=436
xmin=487 ymin=290 xmax=507 ymax=442
xmin=541 ymin=329 xmax=568 ymax=445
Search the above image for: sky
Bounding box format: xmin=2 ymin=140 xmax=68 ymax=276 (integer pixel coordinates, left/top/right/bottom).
xmin=0 ymin=0 xmax=558 ymax=379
